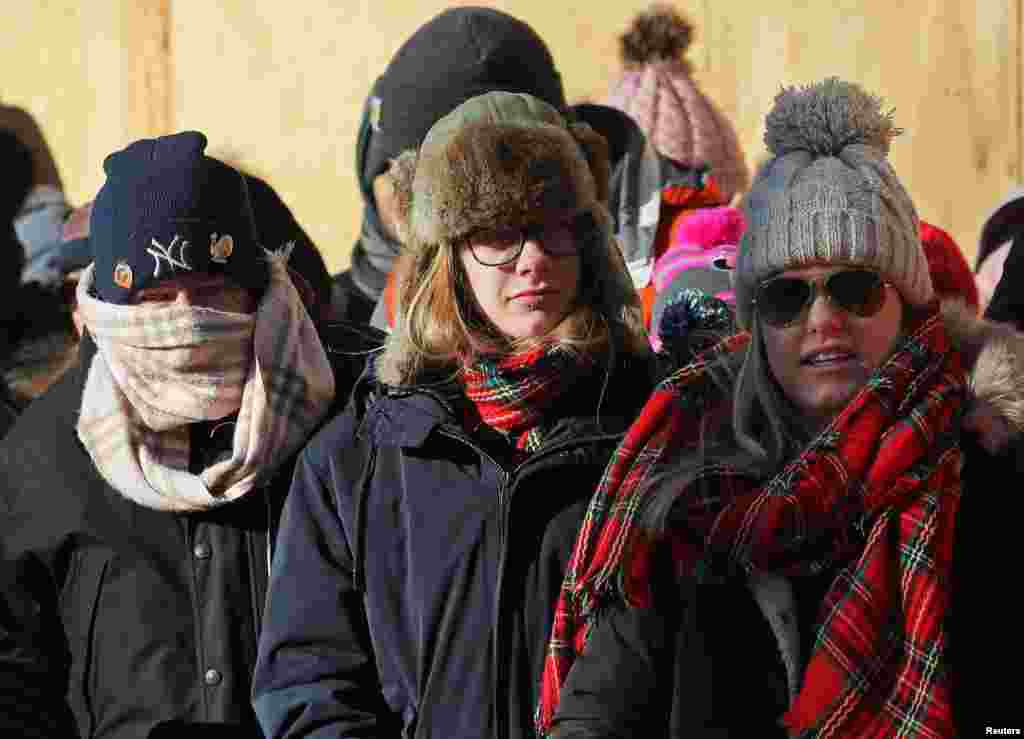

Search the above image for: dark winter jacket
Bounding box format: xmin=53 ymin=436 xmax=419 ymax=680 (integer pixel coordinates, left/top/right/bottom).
xmin=252 ymin=352 xmax=657 ymax=739
xmin=0 ymin=381 xmax=18 ymax=438
xmin=0 ymin=322 xmax=383 ymax=739
xmin=549 ymin=548 xmax=831 ymax=739
xmin=953 ymin=235 xmax=1024 ymax=735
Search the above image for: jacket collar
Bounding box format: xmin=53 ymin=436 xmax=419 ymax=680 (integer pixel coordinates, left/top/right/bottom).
xmin=941 ymin=299 xmax=1024 ymax=453
xmin=355 ymin=351 xmax=657 ymax=451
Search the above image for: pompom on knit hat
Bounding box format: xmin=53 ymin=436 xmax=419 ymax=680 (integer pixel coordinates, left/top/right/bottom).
xmin=89 ymin=131 xmax=269 ymax=305
xmin=735 ymin=77 xmax=933 ymax=329
xmin=605 ymin=5 xmax=749 ymax=202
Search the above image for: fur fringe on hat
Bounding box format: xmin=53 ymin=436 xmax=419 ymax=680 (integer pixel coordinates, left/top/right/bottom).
xmin=384 ymin=112 xmax=609 ymax=248
xmin=620 ymin=5 xmax=695 ymax=68
xmin=764 ymin=77 xmax=900 ymax=158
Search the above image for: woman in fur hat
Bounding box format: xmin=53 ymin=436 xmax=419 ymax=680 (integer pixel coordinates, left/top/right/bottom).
xmin=252 ymin=91 xmax=655 ymax=739
xmin=536 ymin=78 xmax=1024 ymax=738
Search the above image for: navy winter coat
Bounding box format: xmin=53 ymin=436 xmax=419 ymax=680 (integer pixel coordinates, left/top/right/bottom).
xmin=252 ymin=354 xmax=656 ymax=739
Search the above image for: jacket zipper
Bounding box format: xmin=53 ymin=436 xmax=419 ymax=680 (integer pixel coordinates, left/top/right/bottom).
xmin=435 ymin=427 xmax=510 ymax=547
xmin=439 ymin=426 xmax=625 ymax=739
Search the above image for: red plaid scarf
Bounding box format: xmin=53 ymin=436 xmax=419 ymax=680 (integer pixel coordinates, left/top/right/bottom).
xmin=538 ymin=312 xmax=964 ymax=738
xmin=461 ymin=342 xmax=593 ymax=452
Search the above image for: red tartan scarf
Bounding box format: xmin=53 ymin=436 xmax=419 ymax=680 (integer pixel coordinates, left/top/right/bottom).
xmin=460 ymin=342 xmax=594 ymax=452
xmin=538 ymin=312 xmax=964 ymax=738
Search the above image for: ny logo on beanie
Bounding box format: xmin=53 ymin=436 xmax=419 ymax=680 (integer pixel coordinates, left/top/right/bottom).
xmin=90 ymin=131 xmax=269 ymax=304
xmin=146 ymin=235 xmax=194 ymax=277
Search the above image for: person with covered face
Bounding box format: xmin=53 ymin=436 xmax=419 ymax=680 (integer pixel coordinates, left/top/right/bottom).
xmin=536 ymin=78 xmax=1024 ymax=738
xmin=0 ymin=131 xmax=356 ymax=738
xmin=252 ymin=91 xmax=655 ymax=739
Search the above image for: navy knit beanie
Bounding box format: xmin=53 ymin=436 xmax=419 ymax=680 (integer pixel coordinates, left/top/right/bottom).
xmin=360 ymin=6 xmax=566 ymax=190
xmin=90 ymin=131 xmax=269 ymax=304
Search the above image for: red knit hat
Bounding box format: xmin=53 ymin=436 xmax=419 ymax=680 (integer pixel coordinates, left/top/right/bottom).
xmin=919 ymin=220 xmax=979 ymax=312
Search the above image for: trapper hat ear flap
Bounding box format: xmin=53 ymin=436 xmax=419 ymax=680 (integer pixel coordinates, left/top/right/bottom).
xmin=569 ymin=122 xmax=611 ymax=205
xmin=380 ymin=149 xmax=419 ymax=245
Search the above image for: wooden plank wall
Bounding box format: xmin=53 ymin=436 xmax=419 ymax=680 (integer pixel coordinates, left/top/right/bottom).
xmin=2 ymin=1 xmax=1020 ymax=271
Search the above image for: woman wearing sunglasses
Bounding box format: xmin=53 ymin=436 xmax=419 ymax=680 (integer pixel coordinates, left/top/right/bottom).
xmin=536 ymin=78 xmax=1024 ymax=738
xmin=252 ymin=92 xmax=655 ymax=739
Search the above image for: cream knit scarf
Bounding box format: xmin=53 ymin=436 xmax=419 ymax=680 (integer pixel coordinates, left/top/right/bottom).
xmin=75 ymin=253 xmax=335 ymax=511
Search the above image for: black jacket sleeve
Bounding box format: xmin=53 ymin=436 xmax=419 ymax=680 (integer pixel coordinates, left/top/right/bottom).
xmin=0 ymin=541 xmax=78 ymax=737
xmin=0 ymin=413 xmax=79 ymax=739
xmin=251 ymin=420 xmax=399 ymax=739
xmin=549 ymin=593 xmax=675 ymax=739
xmin=550 ymin=548 xmax=791 ymax=739
xmin=549 ymin=543 xmax=683 ymax=739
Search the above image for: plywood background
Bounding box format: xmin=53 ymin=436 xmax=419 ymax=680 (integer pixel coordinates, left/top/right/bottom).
xmin=3 ymin=1 xmax=1020 ymax=272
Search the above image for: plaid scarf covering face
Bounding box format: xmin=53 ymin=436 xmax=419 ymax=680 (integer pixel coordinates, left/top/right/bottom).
xmin=538 ymin=313 xmax=964 ymax=738
xmin=75 ymin=254 xmax=335 ymax=512
xmin=460 ymin=343 xmax=594 ymax=452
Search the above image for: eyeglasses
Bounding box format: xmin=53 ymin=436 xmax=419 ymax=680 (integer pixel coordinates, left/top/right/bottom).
xmin=753 ymin=268 xmax=890 ymax=327
xmin=464 ymin=213 xmax=595 ymax=267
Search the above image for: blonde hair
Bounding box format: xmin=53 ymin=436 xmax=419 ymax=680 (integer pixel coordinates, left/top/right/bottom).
xmin=375 ymin=208 xmax=649 ymax=386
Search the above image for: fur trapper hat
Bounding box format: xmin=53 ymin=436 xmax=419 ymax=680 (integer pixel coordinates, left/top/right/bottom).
xmin=736 ymin=77 xmax=933 ymax=329
xmin=384 ymin=91 xmax=610 ymax=248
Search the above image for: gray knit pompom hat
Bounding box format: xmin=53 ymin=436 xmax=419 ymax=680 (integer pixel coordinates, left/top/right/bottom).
xmin=735 ymin=77 xmax=933 ymax=329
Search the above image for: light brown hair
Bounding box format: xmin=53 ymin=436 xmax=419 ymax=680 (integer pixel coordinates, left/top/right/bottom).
xmin=375 ymin=206 xmax=648 ymax=386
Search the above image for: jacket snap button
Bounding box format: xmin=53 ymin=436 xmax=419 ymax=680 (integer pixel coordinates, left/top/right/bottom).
xmin=193 ymin=541 xmax=211 ymax=559
xmin=204 ymin=668 xmax=222 ymax=686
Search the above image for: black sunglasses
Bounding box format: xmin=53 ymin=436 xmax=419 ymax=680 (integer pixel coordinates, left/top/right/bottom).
xmin=754 ymin=268 xmax=890 ymax=327
xmin=465 ymin=213 xmax=596 ymax=267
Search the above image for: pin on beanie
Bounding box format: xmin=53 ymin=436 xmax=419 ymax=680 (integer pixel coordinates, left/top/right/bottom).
xmin=735 ymin=77 xmax=933 ymax=329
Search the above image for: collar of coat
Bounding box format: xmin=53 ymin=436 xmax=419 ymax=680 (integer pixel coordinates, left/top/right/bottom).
xmin=353 ymin=352 xmax=656 ymax=452
xmin=942 ymin=298 xmax=1024 ymax=453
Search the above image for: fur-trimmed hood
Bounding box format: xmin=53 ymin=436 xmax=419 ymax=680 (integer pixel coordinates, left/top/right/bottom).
xmin=383 ymin=91 xmax=610 ymax=247
xmin=942 ymin=299 xmax=1024 ymax=453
